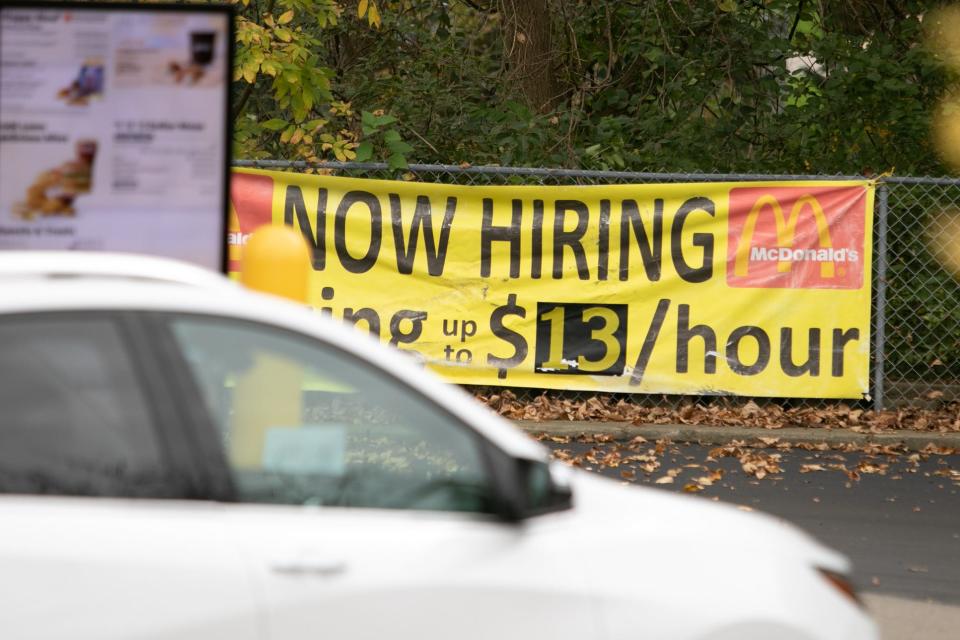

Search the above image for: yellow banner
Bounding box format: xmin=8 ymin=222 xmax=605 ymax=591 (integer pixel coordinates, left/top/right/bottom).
xmin=229 ymin=169 xmax=875 ymax=399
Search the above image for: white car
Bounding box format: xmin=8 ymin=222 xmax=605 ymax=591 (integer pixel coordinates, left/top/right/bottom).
xmin=0 ymin=252 xmax=876 ymax=640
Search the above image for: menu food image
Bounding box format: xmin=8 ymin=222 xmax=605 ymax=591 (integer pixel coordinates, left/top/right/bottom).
xmin=0 ymin=3 xmax=231 ymax=271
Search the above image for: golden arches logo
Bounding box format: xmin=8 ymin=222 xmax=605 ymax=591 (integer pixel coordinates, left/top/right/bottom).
xmin=733 ymin=194 xmax=835 ymax=278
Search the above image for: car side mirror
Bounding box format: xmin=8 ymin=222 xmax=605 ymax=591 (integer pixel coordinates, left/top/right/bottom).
xmin=507 ymin=457 xmax=573 ymax=520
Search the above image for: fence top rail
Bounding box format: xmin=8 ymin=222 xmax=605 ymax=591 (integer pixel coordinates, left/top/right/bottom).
xmin=881 ymin=176 xmax=960 ymax=186
xmin=232 ymin=159 xmax=960 ymax=186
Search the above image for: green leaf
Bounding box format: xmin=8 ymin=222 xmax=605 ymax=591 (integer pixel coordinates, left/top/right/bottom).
xmin=794 ymin=19 xmax=814 ymax=36
xmin=387 ymin=139 xmax=414 ymax=155
xmin=644 ymin=47 xmax=664 ymax=63
xmin=355 ymin=141 xmax=374 ymax=161
xmin=361 ymin=111 xmax=398 ymax=134
xmin=387 ymin=153 xmax=409 ymax=170
xmin=278 ymin=10 xmax=294 ymax=25
xmin=260 ymin=118 xmax=288 ymax=131
xmin=361 ymin=116 xmax=378 ymax=136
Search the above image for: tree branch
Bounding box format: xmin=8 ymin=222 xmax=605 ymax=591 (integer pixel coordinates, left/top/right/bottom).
xmin=402 ymin=122 xmax=440 ymax=156
xmin=788 ymin=0 xmax=807 ymax=42
xmin=459 ymin=0 xmax=496 ymax=13
xmin=233 ymin=81 xmax=256 ymax=120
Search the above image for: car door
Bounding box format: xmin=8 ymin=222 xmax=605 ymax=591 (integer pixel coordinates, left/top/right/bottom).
xmin=0 ymin=312 xmax=261 ymax=640
xmin=156 ymin=312 xmax=600 ymax=640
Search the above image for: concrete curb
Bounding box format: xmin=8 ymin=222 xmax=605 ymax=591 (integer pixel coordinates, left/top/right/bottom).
xmin=513 ymin=420 xmax=960 ymax=452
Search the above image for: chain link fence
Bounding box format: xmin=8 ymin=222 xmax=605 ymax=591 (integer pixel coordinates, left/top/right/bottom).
xmin=234 ymin=160 xmax=960 ymax=412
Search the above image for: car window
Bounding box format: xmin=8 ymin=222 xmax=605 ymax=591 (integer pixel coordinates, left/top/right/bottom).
xmin=167 ymin=316 xmax=496 ymax=514
xmin=0 ymin=316 xmax=173 ymax=497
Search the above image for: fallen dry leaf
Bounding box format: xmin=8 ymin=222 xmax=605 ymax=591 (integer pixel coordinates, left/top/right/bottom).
xmin=739 ymin=451 xmax=782 ymax=479
xmin=741 ymin=400 xmax=762 ymax=417
xmin=599 ymin=451 xmax=622 ymax=468
xmin=475 ymin=390 xmax=960 ymax=434
xmin=857 ymin=461 xmax=888 ymax=475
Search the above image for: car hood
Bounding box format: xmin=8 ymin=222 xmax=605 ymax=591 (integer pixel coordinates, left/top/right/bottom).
xmin=563 ymin=468 xmax=849 ymax=573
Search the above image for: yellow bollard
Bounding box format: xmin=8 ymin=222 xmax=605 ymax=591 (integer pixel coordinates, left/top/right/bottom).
xmin=233 ymin=224 xmax=311 ymax=469
xmin=239 ymin=224 xmax=311 ymax=303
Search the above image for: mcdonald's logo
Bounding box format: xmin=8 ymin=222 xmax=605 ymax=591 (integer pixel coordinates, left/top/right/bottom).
xmin=726 ymin=186 xmax=867 ymax=289
xmin=227 ymin=173 xmax=275 ymax=272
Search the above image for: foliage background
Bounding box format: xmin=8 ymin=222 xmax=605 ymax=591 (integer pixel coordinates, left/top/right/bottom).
xmin=227 ymin=0 xmax=952 ymax=176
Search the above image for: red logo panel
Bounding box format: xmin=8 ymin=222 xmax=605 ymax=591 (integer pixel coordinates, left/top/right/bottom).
xmin=230 ymin=173 xmax=274 ymax=234
xmin=227 ymin=173 xmax=274 ymax=271
xmin=726 ymin=186 xmax=867 ymax=289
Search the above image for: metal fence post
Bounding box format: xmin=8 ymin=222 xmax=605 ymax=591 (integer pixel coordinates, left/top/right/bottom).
xmin=872 ymin=183 xmax=890 ymax=412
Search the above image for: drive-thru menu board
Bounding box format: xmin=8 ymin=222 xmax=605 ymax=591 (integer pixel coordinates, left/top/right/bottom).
xmin=0 ymin=2 xmax=232 ymax=271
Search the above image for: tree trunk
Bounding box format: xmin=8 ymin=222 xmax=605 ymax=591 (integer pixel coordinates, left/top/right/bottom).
xmin=498 ymin=0 xmax=560 ymax=113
